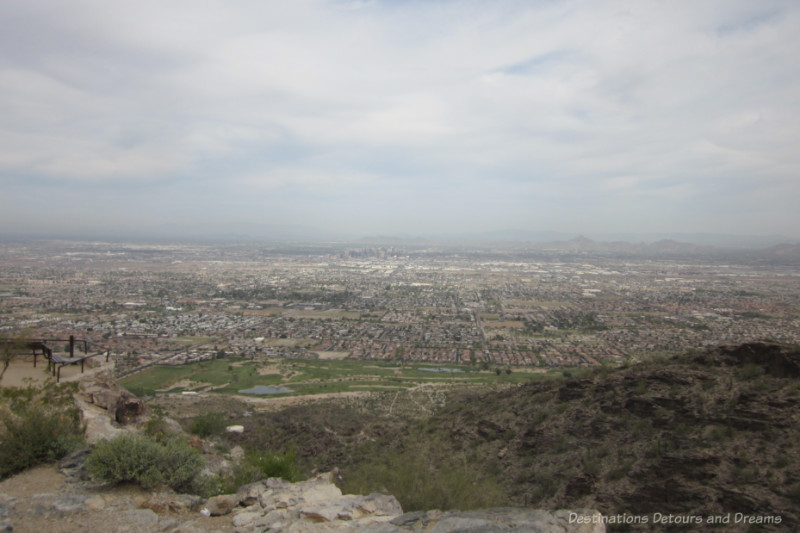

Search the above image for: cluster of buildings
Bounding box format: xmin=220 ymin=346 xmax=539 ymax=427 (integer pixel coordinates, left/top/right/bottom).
xmin=1 ymin=240 xmax=799 ymax=372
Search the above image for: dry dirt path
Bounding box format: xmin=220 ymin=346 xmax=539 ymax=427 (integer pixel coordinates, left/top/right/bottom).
xmin=0 ymin=464 xmax=234 ymax=533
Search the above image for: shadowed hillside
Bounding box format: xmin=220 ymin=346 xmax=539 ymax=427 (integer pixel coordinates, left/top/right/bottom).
xmin=217 ymin=342 xmax=799 ymax=531
xmin=428 ymin=342 xmax=800 ymax=530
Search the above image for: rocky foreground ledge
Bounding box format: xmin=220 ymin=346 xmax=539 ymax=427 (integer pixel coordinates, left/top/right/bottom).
xmin=224 ymin=471 xmax=604 ymax=532
xmin=1 ymin=464 xmax=604 ymax=533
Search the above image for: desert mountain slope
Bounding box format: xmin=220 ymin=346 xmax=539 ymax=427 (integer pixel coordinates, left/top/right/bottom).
xmin=419 ymin=342 xmax=799 ymax=529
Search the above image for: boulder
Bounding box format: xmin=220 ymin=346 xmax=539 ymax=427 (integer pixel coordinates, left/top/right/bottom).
xmin=232 ymin=474 xmax=397 ymax=532
xmin=236 ymin=480 xmax=268 ymax=507
xmin=141 ymin=492 xmax=204 ymax=514
xmin=112 ymin=389 xmax=150 ymax=424
xmin=81 ymin=377 xmax=149 ymax=425
xmin=58 ymin=448 xmax=92 ymax=482
xmin=205 ymin=494 xmax=236 ymax=516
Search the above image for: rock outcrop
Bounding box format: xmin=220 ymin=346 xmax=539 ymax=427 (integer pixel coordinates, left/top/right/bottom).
xmin=230 ymin=473 xmax=402 ymax=532
xmin=0 ymin=466 xmax=605 ymax=533
xmin=80 ymin=372 xmax=149 ymax=426
xmin=228 ymin=472 xmax=604 ymax=533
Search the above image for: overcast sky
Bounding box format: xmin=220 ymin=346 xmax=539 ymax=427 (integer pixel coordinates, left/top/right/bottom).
xmin=1 ymin=0 xmax=799 ymax=241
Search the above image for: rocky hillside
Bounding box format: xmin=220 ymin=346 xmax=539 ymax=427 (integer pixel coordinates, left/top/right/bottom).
xmin=381 ymin=342 xmax=800 ymax=531
xmin=221 ymin=343 xmax=800 ymax=532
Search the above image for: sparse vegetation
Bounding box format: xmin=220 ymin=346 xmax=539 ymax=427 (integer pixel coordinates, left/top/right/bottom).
xmin=86 ymin=433 xmax=205 ymax=493
xmin=3 ymin=340 xmax=796 ymax=530
xmin=189 ymin=411 xmax=228 ymax=438
xmin=342 ymin=434 xmax=506 ymax=512
xmin=220 ymin=450 xmax=300 ymax=493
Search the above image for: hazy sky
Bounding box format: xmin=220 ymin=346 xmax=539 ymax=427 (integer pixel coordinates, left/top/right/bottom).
xmin=1 ymin=0 xmax=799 ymax=240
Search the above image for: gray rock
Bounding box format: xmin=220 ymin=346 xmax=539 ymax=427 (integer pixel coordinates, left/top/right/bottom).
xmin=82 ymin=378 xmax=149 ymax=425
xmin=205 ymin=494 xmax=236 ymax=516
xmin=231 ymin=509 xmax=265 ymax=529
xmin=353 ymin=524 xmax=405 ymax=533
xmin=52 ymin=495 xmax=87 ymax=515
xmin=118 ymin=509 xmax=159 ymax=531
xmin=158 ymin=517 xmax=178 ymax=531
xmin=202 ymin=454 xmax=233 ymax=478
xmin=143 ymin=492 xmax=205 ymax=514
xmin=390 ymin=511 xmax=428 ymax=527
xmin=27 ymin=493 xmax=57 ymax=517
xmin=0 ymin=496 xmax=13 ymax=519
xmin=300 ymin=493 xmax=402 ymax=523
xmin=229 ymin=445 xmax=246 ymax=462
xmin=382 ymin=508 xmax=605 ymax=533
xmin=168 ymin=520 xmax=212 ymax=533
xmin=58 ymin=448 xmax=92 ymax=482
xmin=113 ymin=391 xmax=150 ymax=424
xmin=236 ymin=481 xmax=267 ymax=507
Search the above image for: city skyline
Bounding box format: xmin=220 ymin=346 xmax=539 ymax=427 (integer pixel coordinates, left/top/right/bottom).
xmin=1 ymin=1 xmax=799 ymax=241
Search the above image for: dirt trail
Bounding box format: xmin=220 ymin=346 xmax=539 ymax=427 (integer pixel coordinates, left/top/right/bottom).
xmin=0 ymin=464 xmax=233 ymax=533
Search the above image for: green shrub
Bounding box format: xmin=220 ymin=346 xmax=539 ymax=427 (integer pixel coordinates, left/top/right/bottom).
xmin=216 ymin=449 xmax=300 ymax=494
xmin=248 ymin=450 xmax=299 ymax=481
xmin=0 ymin=382 xmax=84 ymax=479
xmin=144 ymin=415 xmax=173 ymax=444
xmin=87 ymin=433 xmax=204 ymax=493
xmin=737 ymin=363 xmax=763 ymax=380
xmin=607 ymin=460 xmax=634 ymax=481
xmin=773 ymin=454 xmax=790 ymax=469
xmin=0 ymin=402 xmax=85 ymax=478
xmin=189 ymin=412 xmax=227 ymax=438
xmin=342 ymin=439 xmax=506 ymax=512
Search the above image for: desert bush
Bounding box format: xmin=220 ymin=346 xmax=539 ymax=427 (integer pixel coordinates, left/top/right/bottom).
xmin=731 ymin=463 xmax=759 ymax=484
xmin=0 ymin=381 xmax=84 ymax=478
xmin=217 ymin=449 xmax=300 ymax=494
xmin=773 ymin=454 xmax=790 ymax=469
xmin=736 ymin=363 xmax=763 ymax=380
xmin=189 ymin=412 xmax=227 ymax=438
xmin=248 ymin=450 xmax=299 ymax=481
xmin=342 ymin=438 xmax=506 ymax=512
xmin=87 ymin=433 xmax=204 ymax=493
xmin=583 ymin=457 xmax=601 ymax=477
xmin=145 ymin=413 xmax=174 ymax=444
xmin=607 ymin=461 xmax=634 ymax=481
xmin=0 ymin=402 xmax=85 ymax=478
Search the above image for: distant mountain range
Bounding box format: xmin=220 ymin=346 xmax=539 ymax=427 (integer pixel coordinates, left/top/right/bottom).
xmin=3 ymin=225 xmax=797 ymax=254
xmin=532 ymin=236 xmax=716 ymax=255
xmin=421 ymin=229 xmax=796 ymax=249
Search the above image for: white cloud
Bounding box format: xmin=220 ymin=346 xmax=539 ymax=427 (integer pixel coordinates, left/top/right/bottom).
xmin=1 ymin=0 xmax=798 ymax=238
